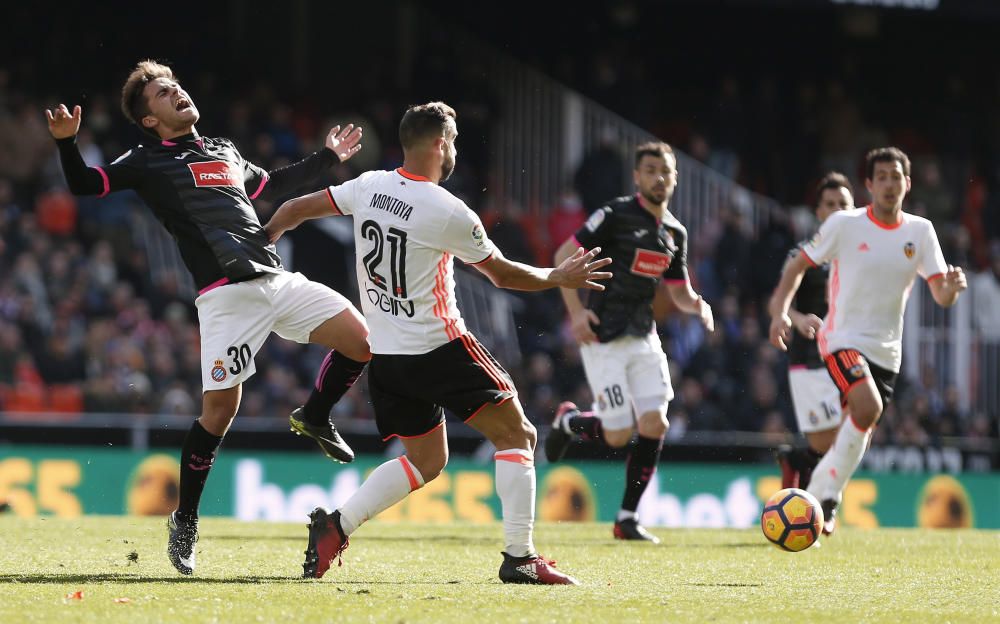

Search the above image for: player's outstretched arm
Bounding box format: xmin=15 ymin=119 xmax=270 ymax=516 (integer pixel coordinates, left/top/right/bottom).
xmin=256 ymin=125 xmax=363 ymax=200
xmin=767 ymin=253 xmax=811 ymax=351
xmin=474 ymin=246 xmax=612 ymax=293
xmin=928 ymin=264 xmax=968 ymax=307
xmin=46 ymin=104 xmax=134 ymax=196
xmin=264 ymin=190 xmax=338 ymax=244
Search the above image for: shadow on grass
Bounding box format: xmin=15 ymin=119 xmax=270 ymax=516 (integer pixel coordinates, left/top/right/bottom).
xmin=685 ymin=582 xmax=764 ymax=588
xmin=0 ymin=573 xmax=483 ymax=586
xmin=0 ymin=573 xmax=297 ymax=584
xmin=210 ymin=534 xmax=498 ymax=545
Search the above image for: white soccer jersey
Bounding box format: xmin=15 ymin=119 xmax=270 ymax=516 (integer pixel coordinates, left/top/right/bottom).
xmin=800 ymin=205 xmax=948 ymax=372
xmin=327 ymin=168 xmax=496 ymax=354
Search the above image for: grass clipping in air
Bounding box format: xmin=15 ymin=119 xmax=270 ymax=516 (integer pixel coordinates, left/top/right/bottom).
xmin=0 ymin=516 xmax=996 ymax=623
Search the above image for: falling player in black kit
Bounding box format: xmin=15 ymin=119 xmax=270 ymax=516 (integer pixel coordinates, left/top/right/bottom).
xmin=775 ymin=173 xmax=853 ymax=490
xmin=47 ymin=60 xmax=370 ymax=575
xmin=544 ymin=142 xmax=714 ymax=542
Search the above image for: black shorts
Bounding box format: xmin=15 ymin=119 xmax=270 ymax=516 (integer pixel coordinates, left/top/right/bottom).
xmin=824 ymin=349 xmax=898 ymax=407
xmin=368 ymin=333 xmax=516 ymax=441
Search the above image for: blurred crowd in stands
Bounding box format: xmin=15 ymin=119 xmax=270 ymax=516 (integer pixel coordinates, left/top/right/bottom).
xmin=2 ymin=22 xmax=999 ymax=448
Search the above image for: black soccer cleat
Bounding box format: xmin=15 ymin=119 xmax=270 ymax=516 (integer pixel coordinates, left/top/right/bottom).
xmin=544 ymin=401 xmax=579 ymax=463
xmin=167 ymin=511 xmax=199 ymax=575
xmin=498 ymin=552 xmax=579 ymax=585
xmin=821 ymin=499 xmax=839 ymax=536
xmin=613 ymin=518 xmax=661 ymax=544
xmin=290 ymin=407 xmax=355 ymax=463
xmin=303 ymin=507 xmax=350 ymax=579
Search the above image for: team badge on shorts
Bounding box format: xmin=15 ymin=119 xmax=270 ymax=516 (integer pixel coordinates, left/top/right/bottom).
xmin=848 ymin=363 xmax=865 ymax=379
xmin=211 ymin=359 xmax=228 ymax=383
xmin=903 ymin=242 xmax=916 ymax=259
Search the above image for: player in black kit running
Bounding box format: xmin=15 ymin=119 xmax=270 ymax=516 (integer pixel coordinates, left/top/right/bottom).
xmin=47 ymin=60 xmax=369 ymax=575
xmin=544 ymin=142 xmax=714 ymax=543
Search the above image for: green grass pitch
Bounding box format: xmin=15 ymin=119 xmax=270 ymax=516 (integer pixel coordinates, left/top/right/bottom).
xmin=0 ymin=516 xmax=997 ymax=623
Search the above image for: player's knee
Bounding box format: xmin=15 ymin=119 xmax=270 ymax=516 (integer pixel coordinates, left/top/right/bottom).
xmin=412 ymin=450 xmax=448 ymax=483
xmin=342 ymin=334 xmax=372 ymax=363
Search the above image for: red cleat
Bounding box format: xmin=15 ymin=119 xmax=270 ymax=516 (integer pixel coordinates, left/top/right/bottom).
xmin=499 ymin=552 xmax=580 ymax=585
xmin=303 ymin=508 xmax=350 ymax=578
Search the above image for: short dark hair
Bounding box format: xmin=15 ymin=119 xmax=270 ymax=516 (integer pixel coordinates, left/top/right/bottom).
xmin=865 ymin=147 xmax=911 ymax=180
xmin=814 ymin=172 xmax=853 ymax=208
xmin=634 ymin=141 xmax=674 ymax=169
xmin=121 ymin=60 xmax=175 ymax=136
xmin=399 ymin=102 xmax=457 ymax=150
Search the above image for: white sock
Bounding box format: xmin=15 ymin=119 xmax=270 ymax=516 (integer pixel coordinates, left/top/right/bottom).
xmin=807 ymin=415 xmax=871 ymax=503
xmin=339 ymin=455 xmax=424 ymax=535
xmin=616 ymin=509 xmax=637 ymax=522
xmin=495 ymin=449 xmax=536 ymax=558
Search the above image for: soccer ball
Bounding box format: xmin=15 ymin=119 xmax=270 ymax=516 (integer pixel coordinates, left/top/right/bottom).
xmin=761 ymin=488 xmax=824 ymax=552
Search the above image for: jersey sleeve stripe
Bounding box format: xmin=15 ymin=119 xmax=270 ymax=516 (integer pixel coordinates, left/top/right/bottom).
xmin=325 ymin=187 xmax=343 ymax=215
xmin=926 ymin=272 xmax=944 ymax=282
xmin=93 ymin=166 xmax=110 ymax=198
xmin=249 ymin=173 xmax=270 ymax=199
xmin=466 ymin=250 xmax=495 ymax=265
xmin=799 ymin=248 xmax=818 ymax=268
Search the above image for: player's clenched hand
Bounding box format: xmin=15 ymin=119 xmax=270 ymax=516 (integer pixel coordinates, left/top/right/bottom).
xmin=769 ymin=313 xmax=793 ymax=351
xmin=325 ymin=124 xmax=363 ymax=162
xmin=793 ymin=313 xmax=822 ymax=339
xmin=942 ymin=264 xmax=968 ymax=294
xmin=551 ymin=247 xmax=612 ymax=290
xmin=45 ymin=104 xmax=82 ymax=139
xmin=570 ymin=309 xmax=600 ymax=345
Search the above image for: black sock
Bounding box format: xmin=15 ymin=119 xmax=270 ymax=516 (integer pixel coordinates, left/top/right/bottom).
xmin=567 ymin=413 xmax=604 ymax=443
xmin=621 ymin=435 xmax=663 ymax=513
xmin=302 ymin=351 xmax=368 ymax=426
xmin=177 ymin=420 xmax=223 ymax=521
xmin=803 ymin=446 xmax=824 ymax=468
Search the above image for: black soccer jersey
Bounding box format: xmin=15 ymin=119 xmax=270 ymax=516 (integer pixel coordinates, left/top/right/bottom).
xmin=573 ymin=195 xmax=688 ymax=343
xmin=787 ymin=242 xmax=829 ymax=369
xmin=56 ymin=132 xmax=336 ymax=291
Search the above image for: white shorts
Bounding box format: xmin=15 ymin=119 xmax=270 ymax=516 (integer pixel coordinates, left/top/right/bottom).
xmin=579 ymin=333 xmax=673 ymax=431
xmin=788 ymin=367 xmax=843 ymax=434
xmin=195 ymin=272 xmax=351 ymax=391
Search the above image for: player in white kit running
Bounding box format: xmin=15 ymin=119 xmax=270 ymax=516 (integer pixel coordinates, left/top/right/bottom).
xmin=768 ymin=147 xmax=967 ymax=534
xmin=266 ymin=102 xmax=612 ymax=584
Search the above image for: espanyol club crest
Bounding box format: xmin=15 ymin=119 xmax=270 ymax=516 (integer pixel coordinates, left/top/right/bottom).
xmin=211 ymin=359 xmax=227 ymax=382
xmin=903 ymin=242 xmax=916 ymax=259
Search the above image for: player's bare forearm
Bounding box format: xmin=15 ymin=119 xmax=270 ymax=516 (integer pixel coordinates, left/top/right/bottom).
xmin=665 ymin=281 xmax=700 ymax=314
xmin=476 ymin=246 xmax=611 ymax=292
xmin=768 ymin=255 xmax=810 ymax=318
xmin=666 ymin=280 xmax=714 ymax=331
xmin=555 ymin=238 xmax=587 ymax=313
xmin=264 ymin=191 xmax=336 ymax=243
